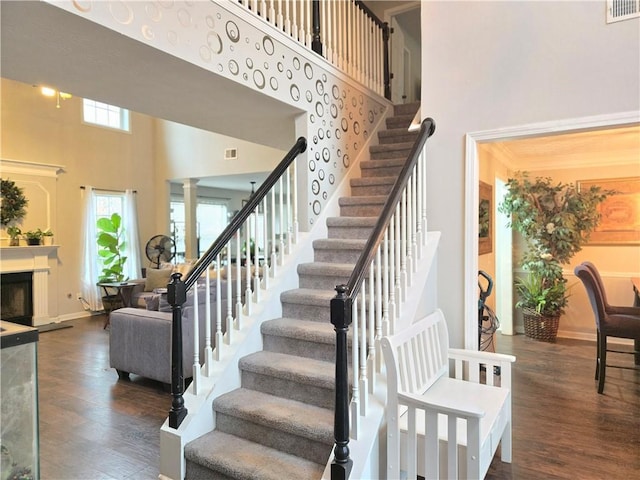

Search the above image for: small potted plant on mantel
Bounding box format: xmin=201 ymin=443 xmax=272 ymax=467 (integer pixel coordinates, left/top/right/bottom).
xmin=499 ymin=172 xmax=612 ymax=342
xmin=41 ymin=228 xmax=54 ymax=245
xmin=7 ymin=226 xmax=21 ymax=246
xmin=24 ymin=229 xmax=43 ymax=246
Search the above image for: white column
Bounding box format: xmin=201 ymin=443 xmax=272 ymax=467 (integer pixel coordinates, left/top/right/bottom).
xmin=183 ymin=178 xmax=199 ymax=261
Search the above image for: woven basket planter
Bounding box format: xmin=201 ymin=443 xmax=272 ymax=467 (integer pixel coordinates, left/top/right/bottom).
xmin=522 ymin=308 xmax=560 ymax=343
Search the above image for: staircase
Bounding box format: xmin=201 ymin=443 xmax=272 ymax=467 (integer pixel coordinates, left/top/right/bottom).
xmin=184 ymin=102 xmax=420 ymax=479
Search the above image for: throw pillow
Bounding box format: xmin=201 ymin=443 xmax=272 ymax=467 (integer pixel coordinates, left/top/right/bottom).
xmin=144 ymin=294 xmax=160 ymax=311
xmin=144 ymin=267 xmax=173 ymax=292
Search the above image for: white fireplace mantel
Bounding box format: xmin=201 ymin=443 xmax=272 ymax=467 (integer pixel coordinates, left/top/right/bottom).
xmin=0 ymin=246 xmax=59 ymax=326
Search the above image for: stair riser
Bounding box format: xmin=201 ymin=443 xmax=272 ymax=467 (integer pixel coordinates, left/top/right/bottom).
xmin=360 ymin=164 xmax=403 ymax=178
xmin=340 ymin=204 xmax=383 ymax=217
xmin=327 ymin=225 xmax=374 ymax=239
xmin=386 ymin=116 xmax=413 ymax=129
xmin=378 ymin=132 xmax=419 ymax=145
xmin=214 ymin=413 xmax=332 ymax=465
xmin=282 ymin=301 xmax=331 ymax=323
xmin=370 ymin=148 xmax=412 ymax=160
xmin=351 ymin=183 xmax=394 ymax=196
xmin=263 ymin=334 xmax=337 ymax=363
xmin=241 ymin=370 xmax=334 ymax=409
xmin=185 ymin=461 xmax=234 ymax=480
xmin=314 ymin=248 xmax=363 ymax=264
xmin=299 ymin=273 xmax=350 ymax=290
xmin=394 ymin=103 xmax=420 ymax=116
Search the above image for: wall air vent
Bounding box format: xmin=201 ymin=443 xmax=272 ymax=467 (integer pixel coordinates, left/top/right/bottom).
xmin=224 ymin=148 xmax=238 ymax=160
xmin=607 ymin=0 xmax=640 ymax=23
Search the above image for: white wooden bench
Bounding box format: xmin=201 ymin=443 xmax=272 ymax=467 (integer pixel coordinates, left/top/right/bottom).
xmin=381 ymin=309 xmax=516 ymax=479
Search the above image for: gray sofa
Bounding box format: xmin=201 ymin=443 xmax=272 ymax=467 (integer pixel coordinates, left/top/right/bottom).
xmin=109 ymin=278 xmax=243 ymax=385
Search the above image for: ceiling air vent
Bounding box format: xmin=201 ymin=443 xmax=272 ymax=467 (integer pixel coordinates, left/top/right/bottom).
xmin=607 ymin=0 xmax=640 ymax=23
xmin=224 ymin=148 xmax=238 ymax=160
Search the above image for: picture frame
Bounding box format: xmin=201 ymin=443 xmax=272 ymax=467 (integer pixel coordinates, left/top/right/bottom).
xmin=577 ymin=176 xmax=640 ymax=245
xmin=479 ymin=181 xmax=492 ymax=255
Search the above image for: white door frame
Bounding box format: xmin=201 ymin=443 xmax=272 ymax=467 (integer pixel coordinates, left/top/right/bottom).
xmin=463 ymin=111 xmax=640 ymax=350
xmin=384 ymin=3 xmax=420 ymax=104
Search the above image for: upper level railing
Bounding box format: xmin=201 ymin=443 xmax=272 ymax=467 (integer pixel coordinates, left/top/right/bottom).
xmin=237 ymin=0 xmax=391 ymax=99
xmin=329 ymin=118 xmax=436 ymax=479
xmin=167 ymin=137 xmax=307 ymax=429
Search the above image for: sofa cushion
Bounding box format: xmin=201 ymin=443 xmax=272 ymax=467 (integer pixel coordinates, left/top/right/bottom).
xmin=144 ymin=267 xmax=173 ymax=292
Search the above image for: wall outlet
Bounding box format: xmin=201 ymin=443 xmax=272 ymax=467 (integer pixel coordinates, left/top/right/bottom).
xmin=76 ymin=293 xmax=83 ymax=300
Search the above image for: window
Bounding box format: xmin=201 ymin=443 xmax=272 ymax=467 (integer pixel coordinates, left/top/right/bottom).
xmin=170 ymin=197 xmax=229 ymax=261
xmin=83 ymin=99 xmax=130 ymax=131
xmin=95 ymin=192 xmax=124 ymax=222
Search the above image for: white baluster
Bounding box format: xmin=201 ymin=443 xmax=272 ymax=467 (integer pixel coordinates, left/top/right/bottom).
xmin=422 ymin=149 xmax=428 ymax=244
xmin=270 ymin=188 xmax=278 ymax=276
xmin=416 ymin=160 xmax=424 ymax=253
xmin=383 ymin=227 xmax=391 ymax=336
xmin=359 ymin=280 xmax=368 ymax=416
xmin=268 ymin=0 xmax=276 ymax=26
xmin=368 ymin=264 xmax=376 ymax=392
xmin=253 ymin=211 xmax=261 ymax=303
xmin=375 ymin=247 xmax=383 ymax=373
xmin=305 ymin=0 xmax=311 ymax=47
xmin=260 ymin=0 xmax=267 ymax=18
xmin=276 ymin=0 xmax=283 ymax=28
xmin=262 ymin=197 xmax=270 ymax=289
xmin=279 ymin=177 xmax=285 ymax=265
xmin=395 ymin=204 xmax=403 ymax=314
xmin=286 ymin=167 xmax=292 ymax=254
xmin=400 ymin=189 xmax=408 ymax=296
xmin=215 ymin=257 xmax=223 ymax=362
xmin=251 ymin=0 xmax=258 ymax=15
xmin=235 ymin=230 xmax=243 ymax=328
xmin=205 ymin=266 xmax=214 ymax=370
xmin=411 ymin=166 xmax=419 ymax=268
xmin=226 ymin=250 xmax=234 ymax=344
xmin=284 ymin=0 xmax=291 ymax=34
xmin=192 ymin=282 xmax=201 ymax=394
xmin=406 ymin=178 xmax=413 ymax=284
xmin=245 ymin=215 xmax=253 ymax=315
xmin=389 ymin=215 xmax=397 ymax=327
xmin=292 ymin=162 xmax=298 ymax=243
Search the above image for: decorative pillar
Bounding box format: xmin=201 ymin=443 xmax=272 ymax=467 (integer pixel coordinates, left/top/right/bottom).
xmin=183 ymin=178 xmax=199 ymax=260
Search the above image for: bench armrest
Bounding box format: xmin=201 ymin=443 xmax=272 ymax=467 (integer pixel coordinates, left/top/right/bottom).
xmin=398 ymin=390 xmax=484 ymax=418
xmin=448 ymin=348 xmax=516 ymax=364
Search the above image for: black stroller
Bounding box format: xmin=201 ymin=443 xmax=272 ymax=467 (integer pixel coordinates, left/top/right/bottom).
xmin=478 ymin=270 xmax=500 ymax=353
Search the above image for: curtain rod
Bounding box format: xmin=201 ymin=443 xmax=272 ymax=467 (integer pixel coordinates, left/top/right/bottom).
xmin=80 ymin=186 xmax=137 ymax=193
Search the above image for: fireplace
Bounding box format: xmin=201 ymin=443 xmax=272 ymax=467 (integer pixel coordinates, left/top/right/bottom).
xmin=1 ymin=272 xmax=34 ymax=326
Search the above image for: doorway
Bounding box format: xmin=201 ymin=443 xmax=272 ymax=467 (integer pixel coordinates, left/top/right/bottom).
xmin=385 ymin=3 xmax=421 ymax=104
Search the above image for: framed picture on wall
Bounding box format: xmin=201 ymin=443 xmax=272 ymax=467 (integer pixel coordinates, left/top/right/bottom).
xmin=577 ymin=176 xmax=640 ymax=245
xmin=479 ymin=181 xmax=492 ymax=255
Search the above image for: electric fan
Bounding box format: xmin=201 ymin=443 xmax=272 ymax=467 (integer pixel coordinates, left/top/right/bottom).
xmin=145 ymin=235 xmax=176 ymax=268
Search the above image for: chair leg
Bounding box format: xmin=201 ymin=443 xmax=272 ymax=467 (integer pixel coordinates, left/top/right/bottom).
xmin=595 ymin=334 xmax=600 ymax=380
xmin=597 ymin=334 xmax=607 ymax=394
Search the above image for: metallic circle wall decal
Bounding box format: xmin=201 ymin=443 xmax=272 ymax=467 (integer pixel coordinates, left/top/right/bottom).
xmin=368 ymin=110 xmax=374 ymax=123
xmin=313 ymin=136 xmax=318 ymax=144
xmin=286 ymin=70 xmax=293 ymax=80
xmin=338 ymin=98 xmax=344 ymax=109
xmin=304 ymin=63 xmax=313 ymax=80
xmin=324 ymin=93 xmax=330 ymax=105
xmin=312 ymin=200 xmax=321 ymax=215
xmin=353 ymin=122 xmax=360 ymax=135
xmin=343 ymin=154 xmax=350 ymax=168
xmin=269 ymin=77 xmax=278 ymax=90
xmin=199 ymin=45 xmax=212 ymax=62
xmin=217 ymin=63 xmax=224 ymax=72
xmin=335 ymin=129 xmax=341 ymax=139
xmin=315 ymin=152 xmax=320 ymax=160
xmin=72 ymin=1 xmax=92 ymax=13
xmin=253 ymin=70 xmax=266 ymax=89
xmin=246 ymin=37 xmax=250 ymax=43
xmin=343 ymin=89 xmax=347 ymax=98
xmin=329 ymin=174 xmax=335 ymax=185
xmin=216 ymin=12 xmax=222 ymax=19
xmin=364 ymin=130 xmax=369 ymax=139
xmin=289 ymin=84 xmax=300 ymax=101
xmin=177 ymin=8 xmax=191 ymax=27
xmin=316 ymin=80 xmax=324 ymax=96
xmin=318 ymin=129 xmax=324 ymax=140
xmin=322 ymin=148 xmax=330 ymax=162
xmin=263 ymin=36 xmax=275 ymax=55
xmin=341 ymin=118 xmax=348 ymax=131
xmin=243 ymin=73 xmax=248 ymax=81
xmin=337 ymin=149 xmax=342 ymax=157
xmin=349 ymin=112 xmax=353 ymax=120
xmin=293 ymin=57 xmax=301 ymax=70
xmin=318 ymin=169 xmax=325 ymax=180
xmin=264 ymin=62 xmax=269 ymax=69
xmin=330 ymin=104 xmax=338 ymax=118
xmin=167 ymin=30 xmax=178 ymax=45
xmin=332 ymin=85 xmax=340 ymax=99
xmin=312 ymin=180 xmax=320 ymax=195
xmin=354 ymin=142 xmax=358 ymax=150
xmin=206 ymin=15 xmax=215 ymax=29
xmin=277 ymin=62 xmax=284 ymax=72
xmin=109 ymin=2 xmax=134 ymax=24
xmin=359 ymin=107 xmax=363 ymax=115
xmin=309 ymin=160 xmax=316 ymax=171
xmin=322 ymin=119 xmax=326 ymax=126
xmin=310 ymin=114 xmax=315 ymax=123
xmin=246 ymin=58 xmax=254 ymax=69
xmin=230 ymin=45 xmax=235 ymax=52
xmin=322 ymin=74 xmax=327 ymax=82
xmin=326 ymin=130 xmax=331 ymax=139
xmin=315 ymin=102 xmax=324 ymax=117
xmin=158 ymin=1 xmax=175 ymax=8
xmin=207 ymin=31 xmax=223 ymax=54
xmin=351 ymin=97 xmax=357 ymax=107
xmin=229 ymin=60 xmax=239 ymax=75
xmin=305 ymin=90 xmax=313 ymax=103
xmin=146 ymin=3 xmax=162 ymax=21
xmin=359 ymin=94 xmax=364 ymax=105
xmin=142 ymin=25 xmax=155 ymax=40
xmin=322 ymin=191 xmax=328 ymax=200
xmin=255 ymin=42 xmax=260 ymax=50
xmin=226 ymin=21 xmax=240 ymax=42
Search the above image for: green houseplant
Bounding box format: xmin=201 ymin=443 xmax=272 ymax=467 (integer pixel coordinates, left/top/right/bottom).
xmin=499 ymin=172 xmax=612 ymax=341
xmin=1 ymin=178 xmax=28 ymax=226
xmin=24 ymin=229 xmax=43 ymax=246
xmin=97 ymin=213 xmax=128 ymax=283
xmin=7 ymin=226 xmax=21 ymax=246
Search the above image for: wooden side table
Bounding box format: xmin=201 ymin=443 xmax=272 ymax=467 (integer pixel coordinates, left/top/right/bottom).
xmin=97 ymin=282 xmax=138 ymax=329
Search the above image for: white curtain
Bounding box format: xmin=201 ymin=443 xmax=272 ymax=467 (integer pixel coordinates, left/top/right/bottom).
xmin=80 ymin=186 xmax=102 ymax=311
xmin=123 ymin=189 xmax=142 ymax=280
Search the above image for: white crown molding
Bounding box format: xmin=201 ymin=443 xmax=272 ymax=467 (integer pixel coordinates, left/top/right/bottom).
xmin=1 ymin=158 xmax=65 ymax=177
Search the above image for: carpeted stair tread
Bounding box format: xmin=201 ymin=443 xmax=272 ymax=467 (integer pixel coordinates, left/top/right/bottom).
xmin=262 ymin=317 xmax=336 ymax=346
xmin=185 ymin=431 xmax=325 ymax=480
xmin=378 ymin=127 xmax=419 ymax=144
xmin=313 ymin=238 xmax=367 ymax=250
xmin=240 ymin=351 xmax=335 ymax=389
xmin=350 ymin=176 xmax=397 ymax=188
xmin=369 ymin=142 xmax=415 ymax=157
xmin=280 ymin=288 xmax=337 ymax=305
xmin=298 ymin=261 xmax=355 ymax=276
xmin=360 ymin=157 xmax=405 ymax=169
xmin=327 ymin=216 xmax=379 ymax=228
xmin=214 ymin=388 xmax=334 ymax=444
xmin=339 ymin=195 xmax=386 ymax=206
xmin=394 ymin=102 xmax=420 ymax=116
xmin=386 ymin=114 xmax=415 ymax=129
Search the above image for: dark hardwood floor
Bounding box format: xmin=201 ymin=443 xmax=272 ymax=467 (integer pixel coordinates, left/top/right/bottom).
xmin=36 ymin=316 xmax=639 ymax=479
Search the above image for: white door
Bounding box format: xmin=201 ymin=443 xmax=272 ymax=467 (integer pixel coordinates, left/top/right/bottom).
xmin=390 ymin=16 xmax=406 ymax=104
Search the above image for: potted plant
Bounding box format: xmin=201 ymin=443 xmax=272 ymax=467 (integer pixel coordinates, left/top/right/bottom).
xmin=41 ymin=228 xmax=54 ymax=245
xmin=7 ymin=226 xmax=21 ymax=246
xmin=1 ymin=178 xmax=28 ymax=227
xmin=499 ymin=172 xmax=612 ymax=341
xmin=97 ymin=213 xmax=128 ymax=283
xmin=24 ymin=229 xmax=43 ymax=246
